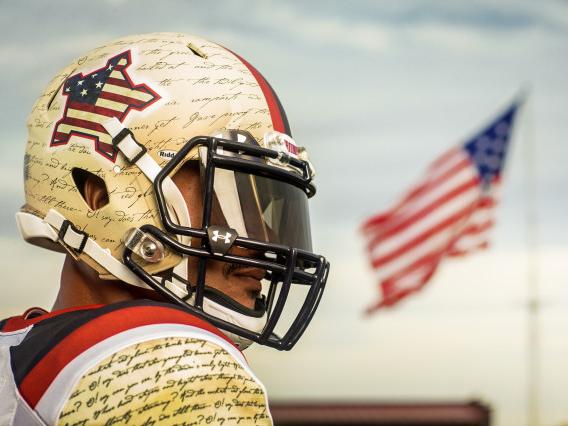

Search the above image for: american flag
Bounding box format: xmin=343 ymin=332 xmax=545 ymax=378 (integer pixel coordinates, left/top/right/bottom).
xmin=361 ymin=99 xmax=522 ymax=314
xmin=50 ymin=51 xmax=159 ymax=162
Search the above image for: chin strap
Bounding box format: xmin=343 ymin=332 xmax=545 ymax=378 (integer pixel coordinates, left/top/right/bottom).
xmin=16 ymin=209 xmax=197 ymax=300
xmin=163 ymin=257 xmax=191 ymax=298
xmin=205 ymin=301 xmax=266 ymax=350
xmin=16 ymin=209 xmax=149 ymax=288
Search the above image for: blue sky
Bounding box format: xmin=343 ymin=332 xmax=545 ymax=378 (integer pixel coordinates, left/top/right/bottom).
xmin=1 ymin=1 xmax=567 ymax=425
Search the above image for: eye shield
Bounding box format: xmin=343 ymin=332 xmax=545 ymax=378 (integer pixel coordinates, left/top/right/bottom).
xmin=208 ymin=166 xmax=313 ymax=252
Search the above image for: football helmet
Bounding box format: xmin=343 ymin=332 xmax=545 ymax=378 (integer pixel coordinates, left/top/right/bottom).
xmin=17 ymin=32 xmax=329 ymax=350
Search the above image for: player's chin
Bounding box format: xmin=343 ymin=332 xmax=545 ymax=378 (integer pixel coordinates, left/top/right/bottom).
xmin=245 ymin=289 xmax=262 ymax=308
xmin=235 ymin=290 xmax=261 ymax=310
xmin=230 ymin=276 xmax=263 ymax=309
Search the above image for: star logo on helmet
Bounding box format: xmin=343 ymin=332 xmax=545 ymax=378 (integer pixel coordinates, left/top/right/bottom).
xmin=50 ymin=50 xmax=160 ymax=162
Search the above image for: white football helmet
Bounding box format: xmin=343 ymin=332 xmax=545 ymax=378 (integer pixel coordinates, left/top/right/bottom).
xmin=18 ymin=32 xmax=329 ymax=350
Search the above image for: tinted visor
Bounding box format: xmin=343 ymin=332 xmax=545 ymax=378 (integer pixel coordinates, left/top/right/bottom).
xmin=209 ymin=166 xmax=313 ymax=251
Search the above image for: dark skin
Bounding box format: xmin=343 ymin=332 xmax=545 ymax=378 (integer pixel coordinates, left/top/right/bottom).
xmin=53 ymin=163 xmax=264 ymax=311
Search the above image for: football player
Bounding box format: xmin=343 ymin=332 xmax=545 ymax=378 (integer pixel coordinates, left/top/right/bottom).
xmin=0 ymin=32 xmax=329 ymax=425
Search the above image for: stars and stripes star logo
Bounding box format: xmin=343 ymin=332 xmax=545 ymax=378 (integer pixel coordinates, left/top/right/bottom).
xmin=50 ymin=50 xmax=160 ymax=162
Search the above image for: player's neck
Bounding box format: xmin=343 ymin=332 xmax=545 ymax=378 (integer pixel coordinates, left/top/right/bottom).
xmin=53 ymin=256 xmax=134 ymax=311
xmin=53 ymin=255 xmax=165 ymax=311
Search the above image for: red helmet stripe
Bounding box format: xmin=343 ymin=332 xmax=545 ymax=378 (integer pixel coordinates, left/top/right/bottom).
xmin=230 ymin=50 xmax=291 ymax=136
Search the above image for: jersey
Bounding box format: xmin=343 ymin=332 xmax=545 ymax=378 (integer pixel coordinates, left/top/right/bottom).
xmin=0 ymin=300 xmax=272 ymax=425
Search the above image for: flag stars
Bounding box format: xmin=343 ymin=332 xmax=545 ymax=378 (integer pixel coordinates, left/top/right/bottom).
xmin=81 ymin=89 xmax=88 ymax=96
xmin=77 ymin=80 xmax=84 ymax=86
xmin=495 ymin=122 xmax=510 ymax=136
xmin=484 ymin=155 xmax=501 ymax=170
xmin=490 ymin=138 xmax=505 ymax=153
xmin=107 ymin=64 xmax=114 ymax=70
xmin=472 ymin=134 xmax=506 ymax=172
xmin=474 ymin=151 xmax=501 ymax=171
xmin=95 ymin=81 xmax=103 ymax=89
xmin=91 ymin=73 xmax=98 ymax=78
xmin=474 ymin=136 xmax=491 ymax=152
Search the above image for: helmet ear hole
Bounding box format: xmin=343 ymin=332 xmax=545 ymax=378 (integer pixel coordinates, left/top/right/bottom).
xmin=72 ymin=168 xmax=109 ymax=211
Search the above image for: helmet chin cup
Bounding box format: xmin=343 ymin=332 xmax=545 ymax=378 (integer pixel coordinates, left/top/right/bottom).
xmin=191 ymin=293 xmax=268 ymax=351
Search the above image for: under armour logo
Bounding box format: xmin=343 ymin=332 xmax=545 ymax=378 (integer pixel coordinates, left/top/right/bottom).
xmin=211 ymin=230 xmax=232 ymax=244
xmin=207 ymin=226 xmax=237 ymax=256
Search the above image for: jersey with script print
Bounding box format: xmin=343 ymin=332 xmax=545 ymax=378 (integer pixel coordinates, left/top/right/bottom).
xmin=0 ymin=300 xmax=272 ymax=425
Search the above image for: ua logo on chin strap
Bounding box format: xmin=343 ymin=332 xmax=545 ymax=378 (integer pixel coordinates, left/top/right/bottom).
xmin=207 ymin=226 xmax=237 ymax=255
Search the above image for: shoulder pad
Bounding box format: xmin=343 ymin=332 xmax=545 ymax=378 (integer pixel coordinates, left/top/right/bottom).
xmin=57 ymin=336 xmax=271 ymax=425
xmin=10 ymin=300 xmax=240 ymax=422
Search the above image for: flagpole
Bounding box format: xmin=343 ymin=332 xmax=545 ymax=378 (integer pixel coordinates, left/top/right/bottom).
xmin=521 ymin=88 xmax=539 ymax=426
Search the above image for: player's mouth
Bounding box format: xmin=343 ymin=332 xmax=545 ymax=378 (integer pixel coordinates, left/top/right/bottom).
xmin=231 ymin=267 xmax=265 ymax=301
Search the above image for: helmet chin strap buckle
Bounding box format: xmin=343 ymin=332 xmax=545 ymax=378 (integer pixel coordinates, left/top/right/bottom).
xmin=207 ymin=226 xmax=237 ymax=256
xmin=58 ymin=220 xmax=88 ymax=254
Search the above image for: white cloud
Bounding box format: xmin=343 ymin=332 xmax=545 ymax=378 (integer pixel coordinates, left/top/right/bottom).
xmin=0 ymin=33 xmax=111 ymax=70
xmin=408 ymin=24 xmax=496 ymax=51
xmin=247 ymin=2 xmax=391 ymax=53
xmin=293 ymin=16 xmax=390 ymax=52
xmin=249 ymin=1 xmax=568 ymax=55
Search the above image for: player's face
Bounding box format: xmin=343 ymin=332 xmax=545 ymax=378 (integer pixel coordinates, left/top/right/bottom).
xmin=172 ymin=162 xmax=265 ymax=309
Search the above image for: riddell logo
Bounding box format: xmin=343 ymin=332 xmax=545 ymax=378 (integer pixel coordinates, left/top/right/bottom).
xmin=158 ymin=150 xmax=177 ymax=160
xmin=284 ymin=139 xmax=298 ymax=156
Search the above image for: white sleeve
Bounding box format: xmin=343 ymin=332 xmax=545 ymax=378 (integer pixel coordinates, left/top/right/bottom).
xmin=55 ymin=334 xmax=272 ymax=426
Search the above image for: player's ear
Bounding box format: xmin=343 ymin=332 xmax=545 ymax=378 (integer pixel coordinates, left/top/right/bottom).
xmin=84 ymin=173 xmax=109 ymax=210
xmin=72 ymin=169 xmax=109 ymax=211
